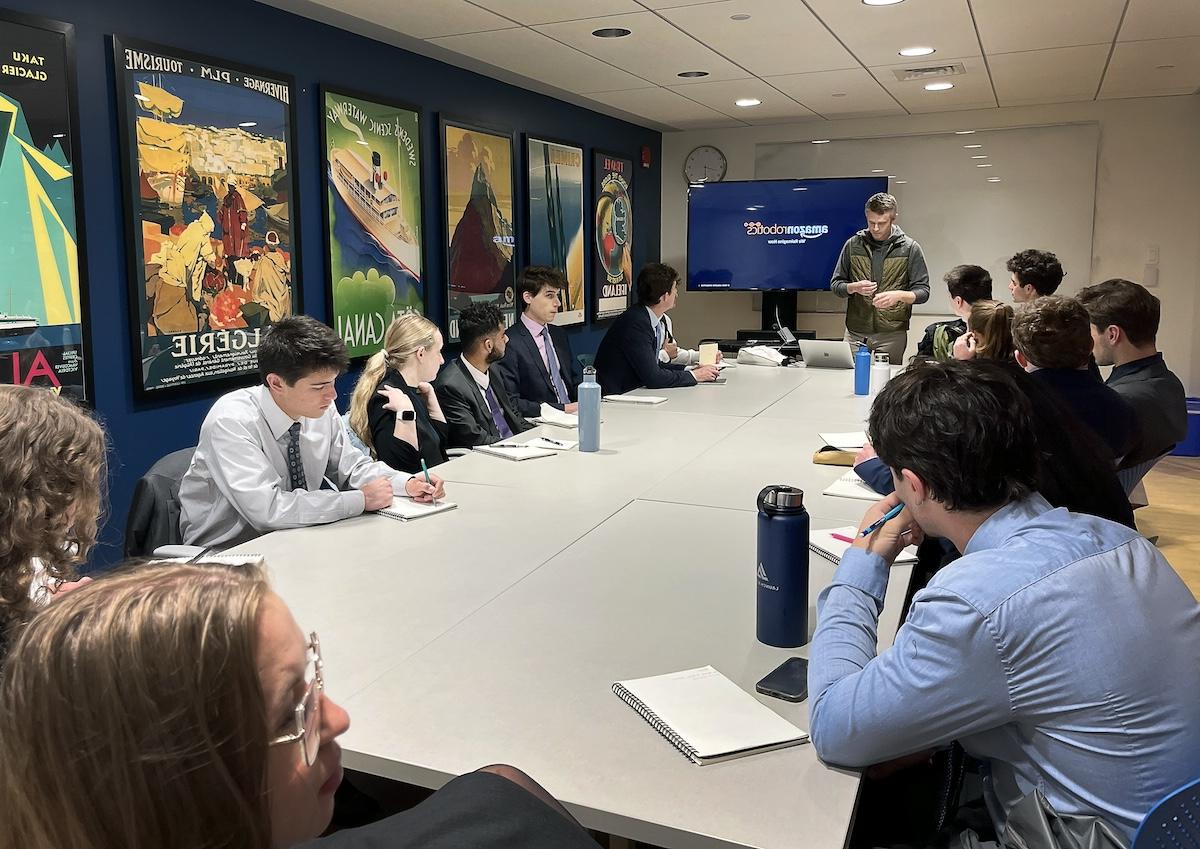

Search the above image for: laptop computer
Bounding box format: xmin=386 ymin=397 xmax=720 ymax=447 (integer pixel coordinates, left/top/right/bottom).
xmin=798 ymin=339 xmax=854 ymax=369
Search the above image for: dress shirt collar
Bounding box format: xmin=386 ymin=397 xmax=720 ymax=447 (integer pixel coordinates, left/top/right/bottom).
xmin=253 ymin=384 xmax=300 ymax=441
xmin=461 ymin=356 xmax=490 ymax=391
xmin=520 ymin=311 xmax=547 ymax=339
xmin=962 ymin=493 xmax=1054 ymax=556
xmin=1109 ymin=352 xmax=1164 ymax=382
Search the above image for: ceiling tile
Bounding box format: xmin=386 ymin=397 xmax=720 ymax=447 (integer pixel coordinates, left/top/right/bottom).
xmin=1099 ymin=37 xmax=1200 ymax=99
xmin=430 ymin=28 xmax=654 ymax=93
xmin=303 ymin=0 xmax=519 ymax=39
xmin=765 ymin=68 xmax=906 ymax=117
xmin=1119 ymin=0 xmax=1200 ymax=41
xmin=989 ymin=45 xmax=1109 ymax=106
xmin=667 ymin=77 xmax=817 ymax=121
xmin=468 ymin=0 xmax=643 ymax=25
xmin=804 ymin=0 xmax=981 ymax=67
xmin=971 ymin=0 xmax=1124 ymax=53
xmin=869 ymin=56 xmax=996 ymax=113
xmin=658 ymin=0 xmax=859 ymax=77
xmin=586 ymin=85 xmax=743 ymax=128
xmin=534 ymin=11 xmax=751 ymax=85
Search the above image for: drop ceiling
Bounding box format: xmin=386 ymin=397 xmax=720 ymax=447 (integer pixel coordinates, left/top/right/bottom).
xmin=258 ymin=0 xmax=1200 ymax=131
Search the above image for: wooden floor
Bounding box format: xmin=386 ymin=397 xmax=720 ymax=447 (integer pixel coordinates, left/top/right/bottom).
xmin=1137 ymin=456 xmax=1200 ymax=599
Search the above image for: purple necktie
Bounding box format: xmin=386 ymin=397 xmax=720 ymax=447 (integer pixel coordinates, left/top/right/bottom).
xmin=483 ymin=383 xmax=514 ymax=439
xmin=542 ymin=327 xmax=570 ymax=405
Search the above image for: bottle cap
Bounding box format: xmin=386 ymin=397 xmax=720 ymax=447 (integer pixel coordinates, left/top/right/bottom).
xmin=757 ymin=484 xmax=806 ymax=514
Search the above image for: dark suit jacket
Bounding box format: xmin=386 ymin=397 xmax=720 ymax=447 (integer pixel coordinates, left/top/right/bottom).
xmin=1030 ymin=367 xmax=1138 ymax=461
xmin=1106 ymin=353 xmax=1188 ymax=466
xmin=593 ymin=305 xmax=697 ymax=395
xmin=493 ymin=317 xmax=580 ymax=418
xmin=434 ymin=358 xmax=533 ymax=449
xmin=366 ymin=368 xmax=449 ymax=473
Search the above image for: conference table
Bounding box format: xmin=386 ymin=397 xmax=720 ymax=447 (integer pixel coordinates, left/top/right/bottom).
xmin=231 ymin=363 xmax=911 ymax=849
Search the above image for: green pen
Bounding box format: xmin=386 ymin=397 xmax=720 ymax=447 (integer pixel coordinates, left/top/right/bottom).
xmin=420 ymin=458 xmax=435 ymax=504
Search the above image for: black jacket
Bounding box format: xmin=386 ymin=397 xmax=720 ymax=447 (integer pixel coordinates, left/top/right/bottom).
xmin=434 ymin=358 xmax=533 ymax=449
xmin=1106 ymin=353 xmax=1189 ymax=467
xmin=1030 ymin=368 xmax=1138 ymax=461
xmin=492 ymin=317 xmax=579 ymax=418
xmin=124 ymin=446 xmax=196 ymax=557
xmin=593 ymin=305 xmax=696 ymax=395
xmin=366 ymin=368 xmax=449 ymax=473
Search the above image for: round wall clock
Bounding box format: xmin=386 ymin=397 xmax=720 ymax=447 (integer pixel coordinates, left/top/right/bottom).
xmin=683 ymin=145 xmax=728 ymax=183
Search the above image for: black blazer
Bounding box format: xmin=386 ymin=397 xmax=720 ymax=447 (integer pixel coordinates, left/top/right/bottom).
xmin=492 ymin=317 xmax=580 ymax=418
xmin=1030 ymin=368 xmax=1138 ymax=461
xmin=434 ymin=358 xmax=533 ymax=449
xmin=593 ymin=305 xmax=696 ymax=395
xmin=366 ymin=368 xmax=449 ymax=473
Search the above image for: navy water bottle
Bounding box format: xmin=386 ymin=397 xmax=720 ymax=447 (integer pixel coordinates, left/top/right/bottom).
xmin=578 ymin=366 xmax=601 ymax=452
xmin=853 ymin=344 xmax=871 ymax=395
xmin=756 ymin=485 xmax=811 ymax=648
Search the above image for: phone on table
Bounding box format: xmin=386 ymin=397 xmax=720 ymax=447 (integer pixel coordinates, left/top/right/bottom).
xmin=755 ymin=657 xmax=809 ymax=702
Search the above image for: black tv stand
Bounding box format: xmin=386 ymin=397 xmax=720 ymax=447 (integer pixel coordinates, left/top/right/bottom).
xmin=761 ymin=291 xmax=797 ymax=334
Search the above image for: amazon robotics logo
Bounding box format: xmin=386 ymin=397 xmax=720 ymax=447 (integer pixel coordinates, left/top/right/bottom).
xmin=743 ymin=221 xmax=830 ymax=245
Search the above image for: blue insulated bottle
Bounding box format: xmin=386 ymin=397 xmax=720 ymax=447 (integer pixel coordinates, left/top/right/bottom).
xmin=854 ymin=344 xmax=871 ymax=395
xmin=578 ymin=366 xmax=601 ymax=453
xmin=756 ymin=485 xmax=811 ymax=648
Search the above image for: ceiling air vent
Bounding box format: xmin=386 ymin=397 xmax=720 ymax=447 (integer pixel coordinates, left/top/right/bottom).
xmin=891 ymin=62 xmax=967 ymax=82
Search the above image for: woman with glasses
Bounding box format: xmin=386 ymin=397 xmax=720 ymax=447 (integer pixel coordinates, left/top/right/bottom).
xmin=0 ymin=562 xmax=597 ymax=849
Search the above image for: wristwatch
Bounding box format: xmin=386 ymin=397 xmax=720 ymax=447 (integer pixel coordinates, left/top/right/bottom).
xmin=400 ymin=410 xmax=416 ymax=422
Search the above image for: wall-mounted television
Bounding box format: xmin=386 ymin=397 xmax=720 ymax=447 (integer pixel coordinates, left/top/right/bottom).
xmin=686 ymin=176 xmax=887 ymax=291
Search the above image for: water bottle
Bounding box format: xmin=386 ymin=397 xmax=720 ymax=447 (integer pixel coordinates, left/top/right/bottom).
xmin=578 ymin=366 xmax=601 ymax=452
xmin=853 ymin=344 xmax=871 ymax=395
xmin=869 ymin=351 xmax=891 ymax=397
xmin=756 ymin=485 xmax=810 ymax=648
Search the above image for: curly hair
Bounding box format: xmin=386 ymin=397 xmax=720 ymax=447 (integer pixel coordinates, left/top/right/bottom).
xmin=0 ymin=385 xmax=106 ymax=640
xmin=1006 ymin=249 xmax=1064 ymax=296
xmin=1011 ymin=296 xmax=1093 ymax=369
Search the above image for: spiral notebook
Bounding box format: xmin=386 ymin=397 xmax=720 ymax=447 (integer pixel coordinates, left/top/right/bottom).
xmin=811 ymin=526 xmax=920 ymax=566
xmin=378 ymin=497 xmax=458 ymax=521
xmin=612 ymin=666 xmax=808 ymax=765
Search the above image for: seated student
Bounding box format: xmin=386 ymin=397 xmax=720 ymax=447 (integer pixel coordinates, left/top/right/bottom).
xmin=1076 ymin=278 xmax=1188 ymax=466
xmin=493 ymin=266 xmax=581 ymax=418
xmin=657 ymin=311 xmax=722 ymax=366
xmin=1007 ymin=248 xmax=1064 ymax=303
xmin=949 ymin=299 xmax=1015 ymax=362
xmin=1010 ymin=296 xmax=1137 ymax=460
xmin=809 ymin=360 xmax=1200 ymax=843
xmin=180 ymin=316 xmax=444 ymax=549
xmin=916 ymin=264 xmax=992 ymax=359
xmin=348 ymin=313 xmax=449 ymax=474
xmin=0 ymin=562 xmax=599 ymax=849
xmin=0 ymin=385 xmax=104 ymax=653
xmin=593 ymin=262 xmax=719 ymax=395
xmin=435 ymin=302 xmax=534 ymax=448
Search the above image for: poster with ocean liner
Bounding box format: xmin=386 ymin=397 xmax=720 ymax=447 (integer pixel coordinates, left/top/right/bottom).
xmin=0 ymin=12 xmax=90 ymax=401
xmin=593 ymin=152 xmax=633 ymax=321
xmin=322 ymin=88 xmax=423 ymax=359
xmin=113 ymin=37 xmax=300 ymax=396
xmin=441 ymin=118 xmax=516 ymax=342
xmin=526 ymin=137 xmax=584 ymax=327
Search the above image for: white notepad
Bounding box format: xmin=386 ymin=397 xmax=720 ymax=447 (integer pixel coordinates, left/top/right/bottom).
xmin=817 ymin=431 xmax=868 ymax=450
xmin=521 ymin=437 xmax=577 ymax=451
xmin=532 ymin=407 xmax=579 ymax=428
xmin=472 ymin=443 xmax=558 ymax=461
xmin=378 ymin=497 xmax=458 ymax=520
xmin=162 ymin=553 xmax=266 ymax=567
xmin=612 ymin=666 xmax=808 ymax=765
xmin=604 ymin=393 xmax=667 ymax=405
xmin=811 ymin=526 xmax=919 ymax=566
xmin=822 ymin=470 xmax=883 ymax=502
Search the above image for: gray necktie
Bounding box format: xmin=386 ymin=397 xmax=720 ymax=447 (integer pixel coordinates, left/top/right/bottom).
xmin=285 ymin=422 xmax=307 ymax=492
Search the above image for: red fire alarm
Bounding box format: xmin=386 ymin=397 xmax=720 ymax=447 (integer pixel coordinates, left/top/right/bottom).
xmin=641 ymin=145 xmax=652 ymax=169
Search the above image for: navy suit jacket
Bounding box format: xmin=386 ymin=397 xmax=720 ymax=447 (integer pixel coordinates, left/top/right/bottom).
xmin=593 ymin=305 xmax=697 ymax=395
xmin=492 ymin=317 xmax=580 ymax=418
xmin=1030 ymin=367 xmax=1138 ymax=461
xmin=434 ymin=359 xmax=533 ymax=449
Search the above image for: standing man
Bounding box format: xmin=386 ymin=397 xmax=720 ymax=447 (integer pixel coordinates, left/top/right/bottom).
xmin=830 ymin=193 xmax=930 ymax=364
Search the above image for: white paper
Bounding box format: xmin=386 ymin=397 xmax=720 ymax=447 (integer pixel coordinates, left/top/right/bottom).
xmin=822 ymin=470 xmax=883 ymax=502
xmin=818 ymin=431 xmax=868 ymax=450
xmin=604 ymin=394 xmax=667 ymax=405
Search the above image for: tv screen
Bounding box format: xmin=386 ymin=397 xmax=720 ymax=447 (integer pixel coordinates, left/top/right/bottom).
xmin=686 ymin=177 xmax=888 ymax=291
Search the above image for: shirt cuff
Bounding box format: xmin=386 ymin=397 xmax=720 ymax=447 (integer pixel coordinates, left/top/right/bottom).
xmin=342 ymin=489 xmax=367 ymax=518
xmin=833 ymin=547 xmax=891 ymax=604
xmin=389 ymin=474 xmax=418 ymax=497
xmin=539 ymin=402 xmax=557 ymax=418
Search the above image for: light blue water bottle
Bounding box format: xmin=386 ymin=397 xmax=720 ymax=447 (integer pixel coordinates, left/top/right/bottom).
xmin=578 ymin=366 xmax=601 ymax=452
xmin=853 ymin=344 xmax=871 ymax=395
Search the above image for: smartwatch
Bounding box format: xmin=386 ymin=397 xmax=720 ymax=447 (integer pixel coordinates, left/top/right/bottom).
xmin=400 ymin=410 xmax=416 ymax=422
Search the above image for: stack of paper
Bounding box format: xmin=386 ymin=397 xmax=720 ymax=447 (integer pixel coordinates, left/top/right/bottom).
xmin=532 ymin=407 xmax=579 ymax=428
xmin=604 ymin=393 xmax=667 ymax=405
xmin=473 ymin=443 xmax=558 ymax=461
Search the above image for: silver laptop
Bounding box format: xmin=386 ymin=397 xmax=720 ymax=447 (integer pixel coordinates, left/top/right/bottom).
xmin=798 ymin=339 xmax=854 ymax=369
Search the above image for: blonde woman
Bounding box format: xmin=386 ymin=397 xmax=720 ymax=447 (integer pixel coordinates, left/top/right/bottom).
xmin=349 ymin=313 xmax=449 ymax=474
xmin=0 ymin=562 xmax=598 ymax=849
xmin=0 ymin=385 xmax=105 ymax=652
xmin=952 ymin=299 xmax=1016 ymax=363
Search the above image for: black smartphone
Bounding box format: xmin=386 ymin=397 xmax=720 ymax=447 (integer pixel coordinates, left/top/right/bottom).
xmin=755 ymin=657 xmax=809 ymax=702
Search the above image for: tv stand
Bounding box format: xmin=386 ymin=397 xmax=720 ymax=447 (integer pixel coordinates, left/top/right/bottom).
xmin=761 ymin=291 xmax=797 ymax=333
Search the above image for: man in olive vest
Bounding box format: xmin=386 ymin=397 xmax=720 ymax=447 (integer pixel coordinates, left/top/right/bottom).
xmin=830 ymin=193 xmax=930 ymax=364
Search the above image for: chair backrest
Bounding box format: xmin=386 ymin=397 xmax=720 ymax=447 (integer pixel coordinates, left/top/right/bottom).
xmin=341 ymin=412 xmax=371 ymax=457
xmin=123 ymin=447 xmax=196 ymax=558
xmin=1131 ymin=776 xmax=1200 ymax=849
xmin=1117 ymin=450 xmax=1172 ymax=500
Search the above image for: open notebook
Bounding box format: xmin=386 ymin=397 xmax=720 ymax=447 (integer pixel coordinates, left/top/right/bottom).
xmin=817 ymin=431 xmax=867 ymax=451
xmin=378 ymin=497 xmax=457 ymax=521
xmin=613 ymin=666 xmax=808 ymax=765
xmin=603 ymin=393 xmax=667 ymax=405
xmin=532 ymin=407 xmax=579 ymax=428
xmin=472 ymin=443 xmax=559 ymax=461
xmin=822 ymin=469 xmax=882 ymax=502
xmin=811 ymin=526 xmax=919 ymax=566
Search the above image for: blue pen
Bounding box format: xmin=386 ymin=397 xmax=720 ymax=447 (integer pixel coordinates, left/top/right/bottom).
xmin=860 ymin=502 xmax=905 ymax=537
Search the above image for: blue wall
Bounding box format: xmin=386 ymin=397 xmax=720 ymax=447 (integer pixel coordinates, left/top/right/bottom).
xmin=0 ymin=0 xmax=661 ymax=566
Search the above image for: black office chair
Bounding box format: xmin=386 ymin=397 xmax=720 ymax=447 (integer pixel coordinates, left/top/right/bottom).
xmin=123 ymin=446 xmax=196 ymax=558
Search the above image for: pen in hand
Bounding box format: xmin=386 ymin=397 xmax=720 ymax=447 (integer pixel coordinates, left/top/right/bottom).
xmin=420 ymin=459 xmax=436 ymax=504
xmin=860 ymin=502 xmax=905 ymax=537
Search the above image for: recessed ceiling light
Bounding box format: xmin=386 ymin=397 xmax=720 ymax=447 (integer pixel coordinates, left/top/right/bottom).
xmin=678 ymin=70 xmax=709 ymax=78
xmin=887 ymin=175 xmax=897 ymax=179
xmin=731 ymin=13 xmax=751 ymax=20
xmin=976 ymin=163 xmax=994 ymax=168
xmin=963 ymin=143 xmax=982 ymax=148
xmin=735 ymin=97 xmax=762 ymax=107
xmin=924 ymin=81 xmax=954 ymax=91
xmin=899 ymin=46 xmax=935 ymax=57
xmin=871 ymin=168 xmax=885 ymax=172
xmin=812 ymin=139 xmax=831 ymax=144
xmin=52 ymin=133 xmax=65 ymax=138
xmin=792 ymin=187 xmax=808 ymax=191
xmin=238 ymin=121 xmax=257 ymax=128
xmin=895 ymin=180 xmax=908 ymax=184
xmin=986 ymin=177 xmax=1002 ymax=182
xmin=954 ymin=130 xmax=975 ymax=134
xmin=592 ymin=27 xmax=631 ymax=38
xmin=863 ymin=0 xmax=904 ymax=5
xmin=970 ymin=155 xmax=988 ymax=159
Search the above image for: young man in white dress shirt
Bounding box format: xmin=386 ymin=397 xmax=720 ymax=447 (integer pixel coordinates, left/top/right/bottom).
xmin=179 ymin=316 xmax=444 ymax=548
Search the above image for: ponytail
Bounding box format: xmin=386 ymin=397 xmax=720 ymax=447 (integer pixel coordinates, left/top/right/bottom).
xmin=348 ymin=350 xmax=389 ymax=456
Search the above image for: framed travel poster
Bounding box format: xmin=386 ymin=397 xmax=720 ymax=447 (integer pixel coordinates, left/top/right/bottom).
xmin=526 ymin=136 xmax=584 ymax=326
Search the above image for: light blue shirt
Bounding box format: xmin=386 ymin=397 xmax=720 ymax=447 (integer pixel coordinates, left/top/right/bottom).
xmin=808 ymin=494 xmax=1200 ymax=840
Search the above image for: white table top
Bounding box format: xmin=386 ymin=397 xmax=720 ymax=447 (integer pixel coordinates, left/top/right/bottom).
xmin=623 ymin=363 xmax=811 ymax=418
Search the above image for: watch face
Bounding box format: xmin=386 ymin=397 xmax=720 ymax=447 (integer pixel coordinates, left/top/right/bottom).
xmin=684 ymin=145 xmax=727 ymax=183
xmin=400 ymin=410 xmax=416 ymax=421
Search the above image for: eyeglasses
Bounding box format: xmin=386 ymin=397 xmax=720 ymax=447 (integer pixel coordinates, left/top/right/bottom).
xmin=268 ymin=632 xmax=323 ymax=767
